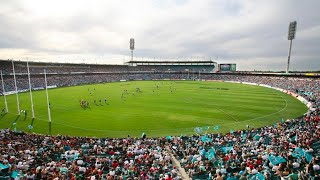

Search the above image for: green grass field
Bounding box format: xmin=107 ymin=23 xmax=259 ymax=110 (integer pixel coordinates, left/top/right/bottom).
xmin=0 ymin=80 xmax=308 ymax=137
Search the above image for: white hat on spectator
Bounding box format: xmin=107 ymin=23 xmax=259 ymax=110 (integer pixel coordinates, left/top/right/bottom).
xmin=77 ymin=159 xmax=83 ymax=165
xmin=252 ymin=169 xmax=258 ymax=174
xmin=293 ymin=162 xmax=300 ymax=168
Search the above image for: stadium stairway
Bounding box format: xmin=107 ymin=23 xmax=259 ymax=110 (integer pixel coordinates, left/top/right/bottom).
xmin=165 ymin=146 xmax=191 ymax=180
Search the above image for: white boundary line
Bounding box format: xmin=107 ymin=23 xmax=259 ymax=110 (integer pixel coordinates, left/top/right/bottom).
xmin=1 ymin=80 xmax=305 ymax=134
xmin=30 ymin=83 xmax=288 ymax=132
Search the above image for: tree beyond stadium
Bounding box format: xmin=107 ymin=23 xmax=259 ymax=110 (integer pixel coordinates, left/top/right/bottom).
xmin=0 ymin=81 xmax=307 ymax=137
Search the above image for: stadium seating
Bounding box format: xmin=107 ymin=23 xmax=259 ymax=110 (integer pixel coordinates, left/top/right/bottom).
xmin=0 ymin=60 xmax=319 ymax=179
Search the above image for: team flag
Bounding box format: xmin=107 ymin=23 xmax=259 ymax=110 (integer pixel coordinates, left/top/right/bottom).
xmin=200 ymin=148 xmax=206 ymax=156
xmin=11 ymin=171 xmax=19 ymax=179
xmin=254 ymin=134 xmax=261 ymax=141
xmin=292 ymin=153 xmax=302 ymax=160
xmin=290 ymin=136 xmax=297 ymax=142
xmin=241 ymin=133 xmax=247 ymax=143
xmin=0 ymin=163 xmax=9 ymax=170
xmin=201 ymin=135 xmax=212 ymax=143
xmin=268 ymin=155 xmax=286 ymax=165
xmin=166 ymin=136 xmax=173 ymax=140
xmin=214 ymin=125 xmax=221 ymax=131
xmin=207 ymin=148 xmax=216 ymax=160
xmin=281 ymin=118 xmax=285 ymax=123
xmin=222 ymin=146 xmax=233 ymax=153
xmin=203 ymin=126 xmax=210 ymax=131
xmin=294 ymin=147 xmax=313 ymax=163
xmin=194 ymin=127 xmax=203 ymax=134
xmin=249 ymin=173 xmax=265 ymax=180
xmin=201 ymin=148 xmax=216 ymax=160
xmin=230 ymin=129 xmax=234 ymax=134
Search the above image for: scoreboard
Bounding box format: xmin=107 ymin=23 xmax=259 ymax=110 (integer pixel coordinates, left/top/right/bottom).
xmin=219 ymin=64 xmax=237 ymax=71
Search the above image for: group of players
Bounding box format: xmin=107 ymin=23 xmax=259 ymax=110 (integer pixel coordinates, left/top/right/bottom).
xmin=121 ymin=87 xmax=142 ymax=99
xmin=80 ymin=88 xmax=109 ymax=109
xmin=93 ymin=98 xmax=108 ymax=105
xmin=80 ymin=82 xmax=176 ymax=109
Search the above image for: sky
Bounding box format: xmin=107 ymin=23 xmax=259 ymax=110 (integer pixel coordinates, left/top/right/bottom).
xmin=0 ymin=0 xmax=319 ymax=71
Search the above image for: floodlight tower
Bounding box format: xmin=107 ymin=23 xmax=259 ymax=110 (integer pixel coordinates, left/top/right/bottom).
xmin=130 ymin=38 xmax=135 ymax=61
xmin=286 ymin=21 xmax=297 ymax=74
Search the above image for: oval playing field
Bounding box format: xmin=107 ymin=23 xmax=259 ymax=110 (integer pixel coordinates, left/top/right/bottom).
xmin=0 ymin=81 xmax=308 ymax=137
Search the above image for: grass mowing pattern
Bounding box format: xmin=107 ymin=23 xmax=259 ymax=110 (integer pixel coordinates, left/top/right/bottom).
xmin=0 ymin=81 xmax=308 ymax=137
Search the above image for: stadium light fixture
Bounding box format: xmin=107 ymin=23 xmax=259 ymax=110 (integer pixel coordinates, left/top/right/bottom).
xmin=130 ymin=38 xmax=135 ymax=61
xmin=286 ymin=21 xmax=297 ymax=73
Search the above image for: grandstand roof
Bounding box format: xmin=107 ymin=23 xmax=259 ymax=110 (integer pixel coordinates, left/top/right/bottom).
xmin=0 ymin=59 xmax=127 ymax=66
xmin=126 ymin=60 xmax=216 ymax=64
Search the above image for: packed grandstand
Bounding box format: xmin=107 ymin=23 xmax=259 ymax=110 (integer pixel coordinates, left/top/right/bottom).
xmin=0 ymin=59 xmax=319 ymax=180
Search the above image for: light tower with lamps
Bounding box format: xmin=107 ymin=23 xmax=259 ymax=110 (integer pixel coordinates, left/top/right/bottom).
xmin=286 ymin=21 xmax=297 ymax=74
xmin=130 ymin=38 xmax=135 ymax=61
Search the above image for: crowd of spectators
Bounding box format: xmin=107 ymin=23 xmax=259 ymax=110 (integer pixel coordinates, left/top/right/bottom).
xmin=0 ymin=132 xmax=181 ymax=180
xmin=168 ymin=111 xmax=320 ymax=179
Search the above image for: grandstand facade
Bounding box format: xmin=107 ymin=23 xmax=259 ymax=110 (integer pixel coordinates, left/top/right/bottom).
xmin=126 ymin=60 xmax=217 ymax=73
